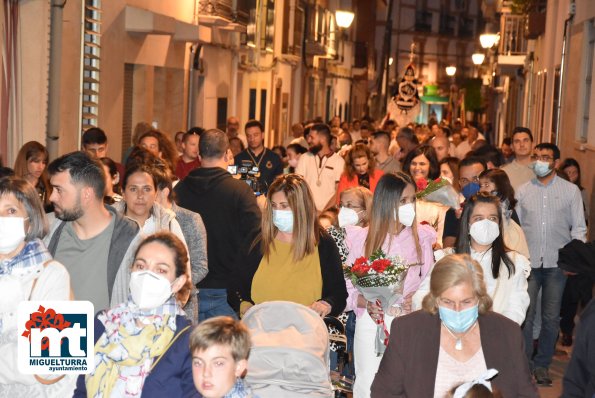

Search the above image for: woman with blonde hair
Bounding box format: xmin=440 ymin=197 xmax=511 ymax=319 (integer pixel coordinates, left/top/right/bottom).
xmin=371 ymin=254 xmax=537 ymax=398
xmin=336 ymin=143 xmax=384 ymax=203
xmin=344 ymin=172 xmax=435 ymax=397
xmin=75 ymin=232 xmax=196 ymax=397
xmin=236 ymin=174 xmax=347 ymax=318
xmin=13 ymin=141 xmax=52 ymax=212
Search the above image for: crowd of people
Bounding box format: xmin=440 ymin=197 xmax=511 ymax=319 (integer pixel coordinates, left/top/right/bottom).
xmin=0 ymin=113 xmax=593 ymax=398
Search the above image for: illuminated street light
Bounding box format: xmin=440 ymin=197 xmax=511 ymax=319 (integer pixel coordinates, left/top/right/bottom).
xmin=472 ymin=53 xmax=485 ymax=65
xmin=480 ymin=32 xmax=499 ymax=49
xmin=445 ymin=65 xmax=457 ymax=76
xmin=388 ymin=57 xmax=394 ymax=66
xmin=335 ymin=10 xmax=355 ymax=29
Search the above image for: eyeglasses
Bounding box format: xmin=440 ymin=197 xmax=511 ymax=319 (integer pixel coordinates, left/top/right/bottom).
xmin=459 ymin=176 xmax=480 ymax=185
xmin=530 ymin=155 xmax=554 ymax=162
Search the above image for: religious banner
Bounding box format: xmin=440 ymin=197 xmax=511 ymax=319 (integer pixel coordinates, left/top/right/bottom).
xmin=387 ymin=62 xmax=421 ymax=126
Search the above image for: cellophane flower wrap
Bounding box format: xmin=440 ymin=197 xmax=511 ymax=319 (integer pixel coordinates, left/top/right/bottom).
xmin=415 ymin=177 xmax=460 ymax=209
xmin=343 ymin=249 xmax=409 ymax=355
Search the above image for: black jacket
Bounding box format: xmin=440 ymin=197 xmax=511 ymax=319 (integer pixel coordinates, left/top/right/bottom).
xmin=563 ymin=298 xmax=595 ymax=397
xmin=234 ymin=231 xmax=348 ymax=316
xmin=174 ymin=167 xmax=261 ymax=290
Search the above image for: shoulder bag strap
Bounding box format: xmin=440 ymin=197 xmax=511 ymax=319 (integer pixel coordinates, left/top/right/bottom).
xmin=150 ymin=325 xmax=192 ymax=371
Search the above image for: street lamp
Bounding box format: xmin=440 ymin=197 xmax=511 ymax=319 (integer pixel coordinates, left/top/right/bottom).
xmin=335 ymin=10 xmax=355 ymax=29
xmin=472 ymin=53 xmax=485 ymax=65
xmin=445 ymin=65 xmax=457 ymax=76
xmin=480 ymin=32 xmax=499 ymax=49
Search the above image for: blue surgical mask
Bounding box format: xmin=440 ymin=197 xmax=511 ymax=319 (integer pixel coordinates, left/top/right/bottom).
xmin=531 ymin=160 xmax=552 ymax=178
xmin=462 ymin=182 xmax=480 ymax=200
xmin=273 ymin=209 xmax=294 ymax=233
xmin=439 ymin=304 xmax=479 ymax=333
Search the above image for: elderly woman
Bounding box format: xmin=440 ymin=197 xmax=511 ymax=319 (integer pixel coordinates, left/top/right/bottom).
xmin=0 ymin=177 xmax=75 ymax=395
xmin=237 ymin=174 xmax=348 ymax=318
xmin=371 ymin=254 xmax=537 ymax=398
xmin=336 ymin=143 xmax=384 ymax=203
xmin=75 ymin=232 xmax=198 ymax=397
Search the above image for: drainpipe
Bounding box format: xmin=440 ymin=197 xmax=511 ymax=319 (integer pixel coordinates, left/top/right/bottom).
xmin=187 ymin=43 xmax=201 ymax=129
xmin=46 ymin=0 xmax=66 ymax=159
xmin=555 ymin=2 xmax=575 ymax=145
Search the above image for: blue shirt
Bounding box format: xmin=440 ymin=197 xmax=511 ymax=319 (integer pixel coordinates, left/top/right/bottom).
xmin=516 ymin=174 xmax=587 ymax=268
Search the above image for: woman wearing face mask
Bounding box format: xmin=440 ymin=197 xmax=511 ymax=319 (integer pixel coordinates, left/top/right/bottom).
xmin=236 ymin=174 xmax=347 ymax=318
xmin=326 ymin=186 xmax=373 ymax=375
xmin=415 ymin=193 xmax=530 ymax=325
xmin=0 ymin=177 xmax=77 ymax=395
xmin=285 ymin=143 xmax=307 ymax=174
xmin=74 ymin=232 xmax=197 ymax=398
xmin=478 ymin=169 xmax=529 ymax=258
xmin=371 ymin=254 xmax=538 ymax=398
xmin=344 ymin=172 xmax=436 ymax=397
xmin=336 ymin=144 xmax=384 ymax=204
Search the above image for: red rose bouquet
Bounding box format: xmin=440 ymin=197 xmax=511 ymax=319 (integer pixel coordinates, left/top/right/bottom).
xmin=344 ymin=249 xmax=409 ymax=355
xmin=415 ymin=177 xmax=460 ymax=209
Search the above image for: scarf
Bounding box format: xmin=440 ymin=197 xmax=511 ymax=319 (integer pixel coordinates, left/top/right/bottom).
xmin=0 ymin=239 xmax=52 ymax=276
xmin=86 ymin=297 xmax=183 ymax=398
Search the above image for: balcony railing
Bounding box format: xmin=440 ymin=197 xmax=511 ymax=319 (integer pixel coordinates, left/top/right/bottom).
xmin=499 ymin=14 xmax=527 ymax=55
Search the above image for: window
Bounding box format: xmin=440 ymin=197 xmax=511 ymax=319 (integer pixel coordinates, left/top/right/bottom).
xmin=81 ymin=0 xmax=101 ymax=131
xmin=217 ymin=97 xmax=228 ymax=131
xmin=259 ymin=89 xmax=267 ymax=124
xmin=578 ymin=19 xmax=594 ymax=142
xmin=249 ymin=89 xmax=257 ymax=119
xmin=415 ymin=10 xmax=433 ymax=33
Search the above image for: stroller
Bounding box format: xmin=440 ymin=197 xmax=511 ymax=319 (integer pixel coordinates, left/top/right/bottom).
xmin=242 ymin=301 xmax=334 ymax=398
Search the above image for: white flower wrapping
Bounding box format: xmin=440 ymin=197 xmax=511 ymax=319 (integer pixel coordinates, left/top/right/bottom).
xmin=421 ymin=183 xmax=460 ymax=209
xmin=354 ymin=271 xmax=408 ymax=356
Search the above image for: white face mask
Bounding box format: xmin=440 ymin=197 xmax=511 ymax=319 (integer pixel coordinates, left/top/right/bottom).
xmin=469 ymin=219 xmax=500 ymax=245
xmin=273 ymin=209 xmax=294 ymax=233
xmin=338 ymin=207 xmax=360 ymax=227
xmin=288 ymin=158 xmax=299 ymax=168
xmin=0 ymin=217 xmax=27 ymax=254
xmin=396 ymin=203 xmax=416 ymax=227
xmin=130 ymin=270 xmax=175 ymax=309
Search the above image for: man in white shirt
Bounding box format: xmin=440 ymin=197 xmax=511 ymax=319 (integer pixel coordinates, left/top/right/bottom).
xmin=296 ymin=123 xmax=345 ymax=212
xmin=284 ymin=122 xmax=308 ymax=148
xmin=502 ymin=127 xmax=535 ymax=191
xmin=454 ymin=126 xmax=484 ymax=159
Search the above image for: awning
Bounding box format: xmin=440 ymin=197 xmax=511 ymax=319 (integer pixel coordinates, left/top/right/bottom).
xmin=420 ymin=95 xmax=449 ymax=104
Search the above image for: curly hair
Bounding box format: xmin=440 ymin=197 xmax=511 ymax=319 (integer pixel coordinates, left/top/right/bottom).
xmin=344 ymin=143 xmax=376 ymax=179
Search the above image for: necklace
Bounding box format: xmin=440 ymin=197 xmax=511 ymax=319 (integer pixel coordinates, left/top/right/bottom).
xmin=246 ymin=148 xmax=266 ymax=169
xmin=314 ymin=153 xmax=330 ymax=187
xmin=442 ymin=321 xmax=477 ymax=351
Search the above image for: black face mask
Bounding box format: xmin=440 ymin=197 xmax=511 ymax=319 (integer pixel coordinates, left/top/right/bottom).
xmin=309 ymin=144 xmax=323 ymax=155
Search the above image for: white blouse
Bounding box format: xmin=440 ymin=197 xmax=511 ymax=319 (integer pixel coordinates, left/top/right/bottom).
xmin=434 ymin=346 xmax=488 ymax=398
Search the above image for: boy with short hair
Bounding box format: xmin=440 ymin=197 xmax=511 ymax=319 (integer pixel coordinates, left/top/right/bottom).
xmin=189 ymin=316 xmax=254 ymax=398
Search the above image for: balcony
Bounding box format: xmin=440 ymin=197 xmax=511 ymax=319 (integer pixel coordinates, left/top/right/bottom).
xmin=304 ymin=5 xmax=337 ymax=58
xmin=498 ymin=13 xmax=527 ymax=66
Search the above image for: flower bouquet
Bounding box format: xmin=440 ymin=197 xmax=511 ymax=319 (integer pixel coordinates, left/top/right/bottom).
xmin=344 ymin=249 xmax=409 ymax=355
xmin=416 ymin=177 xmax=460 ymax=209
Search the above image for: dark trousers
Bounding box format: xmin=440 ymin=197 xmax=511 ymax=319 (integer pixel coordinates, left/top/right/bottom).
xmin=560 ymin=275 xmax=593 ymax=335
